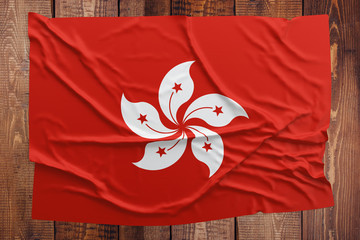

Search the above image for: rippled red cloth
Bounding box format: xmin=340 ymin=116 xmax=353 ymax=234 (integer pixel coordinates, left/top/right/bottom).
xmin=29 ymin=12 xmax=334 ymax=225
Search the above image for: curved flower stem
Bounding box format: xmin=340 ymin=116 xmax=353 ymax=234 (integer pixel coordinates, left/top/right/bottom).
xmin=169 ymin=92 xmax=178 ymax=124
xmin=145 ymin=124 xmax=177 ymax=134
xmin=187 ymin=126 xmax=209 ymax=141
xmin=182 ymin=107 xmax=213 ymax=123
xmin=167 ymin=132 xmax=185 ymax=151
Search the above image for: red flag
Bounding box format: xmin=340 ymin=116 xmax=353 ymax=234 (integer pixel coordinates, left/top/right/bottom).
xmin=29 ymin=12 xmax=333 ymax=225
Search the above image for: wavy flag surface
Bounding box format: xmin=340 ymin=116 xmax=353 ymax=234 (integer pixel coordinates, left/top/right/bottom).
xmin=29 ymin=13 xmax=334 ymax=225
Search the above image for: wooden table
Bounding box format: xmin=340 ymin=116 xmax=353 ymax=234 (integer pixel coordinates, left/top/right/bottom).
xmin=0 ymin=0 xmax=359 ymax=239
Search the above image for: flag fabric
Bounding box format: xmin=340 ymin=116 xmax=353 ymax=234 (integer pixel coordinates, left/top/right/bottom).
xmin=28 ymin=12 xmax=334 ymax=225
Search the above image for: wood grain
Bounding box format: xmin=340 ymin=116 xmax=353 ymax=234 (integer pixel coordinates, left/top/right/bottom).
xmin=302 ymin=0 xmax=360 ymax=239
xmin=118 ymin=225 xmax=171 ymax=240
xmin=0 ymin=0 xmax=54 ymax=239
xmin=172 ymin=0 xmax=234 ymax=16
xmin=236 ymin=212 xmax=301 ymax=239
xmin=55 ymin=222 xmax=118 ymax=239
xmin=236 ymin=0 xmax=302 ymax=19
xmin=120 ymin=0 xmax=171 ymax=17
xmin=145 ymin=0 xmax=171 ymax=16
xmin=172 ymin=218 xmax=235 ymax=240
xmin=56 ymin=0 xmax=117 ymax=17
xmin=170 ymin=1 xmax=236 ymax=239
xmin=0 ymin=0 xmax=358 ymax=239
xmin=120 ymin=0 xmax=146 ymax=17
xmin=53 ymin=0 xmax=119 ymax=238
xmin=234 ymin=0 xmax=302 ymax=239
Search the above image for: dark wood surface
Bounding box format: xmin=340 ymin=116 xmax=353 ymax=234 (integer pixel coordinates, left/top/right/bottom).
xmin=0 ymin=0 xmax=359 ymax=239
xmin=302 ymin=0 xmax=360 ymax=239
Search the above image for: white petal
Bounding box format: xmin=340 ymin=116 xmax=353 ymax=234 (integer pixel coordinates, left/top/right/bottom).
xmin=159 ymin=61 xmax=195 ymax=124
xmin=188 ymin=126 xmax=224 ymax=177
xmin=183 ymin=94 xmax=248 ymax=127
xmin=133 ymin=133 xmax=187 ymax=170
xmin=121 ymin=94 xmax=177 ymax=139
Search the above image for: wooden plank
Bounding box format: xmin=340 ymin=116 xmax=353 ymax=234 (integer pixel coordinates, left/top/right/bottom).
xmin=236 ymin=0 xmax=302 ymax=19
xmin=55 ymin=222 xmax=118 ymax=239
xmin=234 ymin=0 xmax=302 ymax=239
xmin=172 ymin=218 xmax=235 ymax=240
xmin=145 ymin=0 xmax=171 ymax=16
xmin=236 ymin=212 xmax=301 ymax=239
xmin=172 ymin=0 xmax=234 ymax=16
xmin=302 ymin=0 xmax=360 ymax=239
xmin=170 ymin=1 xmax=236 ymax=239
xmin=0 ymin=0 xmax=54 ymax=239
xmin=118 ymin=225 xmax=171 ymax=240
xmin=119 ymin=0 xmax=145 ymax=17
xmin=54 ymin=0 xmax=119 ymax=238
xmin=117 ymin=1 xmax=172 ymax=239
xmin=56 ymin=0 xmax=118 ymax=17
xmin=120 ymin=0 xmax=171 ymax=17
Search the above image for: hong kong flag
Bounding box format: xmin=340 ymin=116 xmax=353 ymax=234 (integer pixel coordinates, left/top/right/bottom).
xmin=29 ymin=13 xmax=333 ymax=225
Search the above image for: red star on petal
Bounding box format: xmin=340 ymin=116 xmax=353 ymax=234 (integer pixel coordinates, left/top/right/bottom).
xmin=172 ymin=83 xmax=182 ymax=93
xmin=213 ymin=106 xmax=223 ymax=116
xmin=202 ymin=142 xmax=212 ymax=152
xmin=137 ymin=114 xmax=147 ymax=124
xmin=156 ymin=147 xmax=166 ymax=157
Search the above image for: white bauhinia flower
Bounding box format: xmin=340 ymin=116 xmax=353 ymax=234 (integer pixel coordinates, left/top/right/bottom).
xmin=121 ymin=61 xmax=248 ymax=177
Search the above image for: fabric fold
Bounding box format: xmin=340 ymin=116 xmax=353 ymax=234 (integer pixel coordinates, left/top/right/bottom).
xmin=29 ymin=12 xmax=333 ymax=225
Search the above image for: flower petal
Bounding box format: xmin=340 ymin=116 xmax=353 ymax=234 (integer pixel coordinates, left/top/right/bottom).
xmin=183 ymin=94 xmax=248 ymax=127
xmin=188 ymin=126 xmax=224 ymax=177
xmin=159 ymin=61 xmax=195 ymax=124
xmin=121 ymin=94 xmax=177 ymax=139
xmin=133 ymin=132 xmax=187 ymax=170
